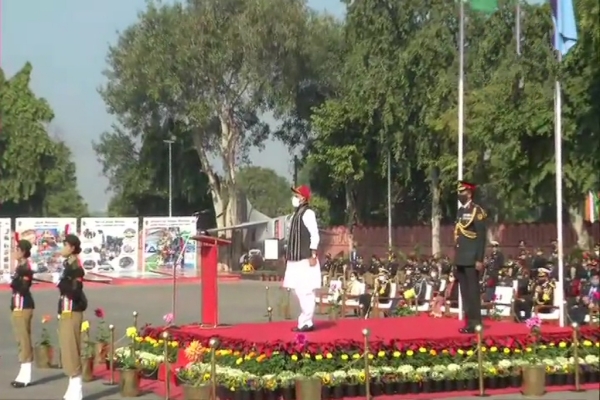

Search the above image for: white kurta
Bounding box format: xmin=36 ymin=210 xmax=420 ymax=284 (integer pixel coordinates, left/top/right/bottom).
xmin=283 ymin=208 xmax=321 ymax=292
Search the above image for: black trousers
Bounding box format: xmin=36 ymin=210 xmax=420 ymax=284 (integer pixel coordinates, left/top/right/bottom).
xmin=514 ymin=298 xmax=533 ymax=322
xmin=455 ymin=265 xmax=481 ymax=327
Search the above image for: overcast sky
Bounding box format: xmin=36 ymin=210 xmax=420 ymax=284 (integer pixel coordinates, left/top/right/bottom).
xmin=2 ymin=0 xmax=544 ymax=211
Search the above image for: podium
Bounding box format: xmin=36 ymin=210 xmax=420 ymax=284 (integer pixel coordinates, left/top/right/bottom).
xmin=192 ymin=235 xmax=231 ymax=327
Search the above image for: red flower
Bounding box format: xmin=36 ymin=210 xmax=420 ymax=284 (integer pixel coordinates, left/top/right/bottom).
xmin=594 ymin=291 xmax=600 ymax=300
xmin=94 ymin=308 xmax=105 ymax=318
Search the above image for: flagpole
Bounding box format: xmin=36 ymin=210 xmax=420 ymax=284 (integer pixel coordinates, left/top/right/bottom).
xmin=554 ymin=0 xmax=566 ymax=328
xmin=457 ymin=0 xmax=465 ymax=322
xmin=515 ymin=0 xmax=521 ymax=56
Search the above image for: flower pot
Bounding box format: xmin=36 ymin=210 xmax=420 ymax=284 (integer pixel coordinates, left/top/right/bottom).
xmin=466 ymin=377 xmax=477 ymax=390
xmin=330 ymin=385 xmax=343 ymax=399
xmin=34 ymin=345 xmax=53 ymax=369
xmin=555 ymin=373 xmax=567 ymax=386
xmin=182 ymin=384 xmax=211 ymax=400
xmin=358 ymin=383 xmax=366 ymax=396
xmin=94 ymin=342 xmax=108 ymax=365
xmin=264 ymin=389 xmax=280 ymax=400
xmin=119 ymin=369 xmax=140 ymax=397
xmin=544 ymin=374 xmax=553 ymax=386
xmin=432 ymin=380 xmax=443 ymax=392
xmin=521 ymin=364 xmax=546 ymax=397
xmin=456 ymin=378 xmax=467 ymax=390
xmin=281 ymin=386 xmax=295 ymax=400
xmin=320 ymin=386 xmax=330 ymax=399
xmin=382 ymin=382 xmax=396 ymax=394
xmin=443 ymin=379 xmax=455 ymax=392
xmin=370 ymin=381 xmax=382 ymax=395
xmin=141 ymin=367 xmax=159 ymax=380
xmin=232 ymin=391 xmax=251 ymax=400
xmin=81 ymin=357 xmax=95 ymax=382
xmin=408 ymin=382 xmax=420 ymax=393
xmin=485 ymin=376 xmax=497 ymax=389
xmin=253 ymin=390 xmax=265 ymax=400
xmin=497 ymin=376 xmax=509 ymax=388
xmin=422 ymin=380 xmax=432 ymax=393
xmin=566 ymin=373 xmax=574 ymax=385
xmin=344 ymin=383 xmax=358 ymax=396
xmin=397 ymin=381 xmax=408 ymax=394
xmin=509 ymin=375 xmax=522 ymax=387
xmin=295 ymin=377 xmax=321 ymax=400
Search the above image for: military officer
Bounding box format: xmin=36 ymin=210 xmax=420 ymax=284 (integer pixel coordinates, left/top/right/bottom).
xmin=58 ymin=234 xmax=87 ymax=400
xmin=10 ymin=236 xmax=35 ymax=388
xmin=454 ymin=181 xmax=487 ymax=334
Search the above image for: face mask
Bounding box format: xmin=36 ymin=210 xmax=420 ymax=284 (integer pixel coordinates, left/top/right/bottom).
xmin=592 ymin=280 xmax=599 ymax=286
xmin=430 ymin=273 xmax=437 ymax=279
xmin=291 ymin=197 xmax=300 ymax=208
xmin=350 ymin=276 xmax=356 ymax=281
xmin=449 ymin=276 xmax=455 ymax=282
xmin=378 ymin=276 xmax=386 ymax=282
xmin=595 ymin=250 xmax=599 ymax=256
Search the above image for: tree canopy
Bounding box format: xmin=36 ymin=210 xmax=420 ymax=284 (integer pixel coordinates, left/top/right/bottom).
xmin=0 ymin=63 xmax=88 ymax=218
xmin=97 ymin=0 xmax=599 ymax=249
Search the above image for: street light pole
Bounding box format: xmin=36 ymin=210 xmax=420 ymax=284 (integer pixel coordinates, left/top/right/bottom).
xmin=163 ymin=139 xmax=175 ymax=217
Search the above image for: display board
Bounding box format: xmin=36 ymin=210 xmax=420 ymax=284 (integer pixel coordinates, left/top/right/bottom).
xmin=0 ymin=218 xmax=12 ymax=282
xmin=15 ymin=217 xmax=77 ymax=280
xmin=142 ymin=217 xmax=197 ymax=276
xmin=79 ymin=218 xmax=140 ymax=277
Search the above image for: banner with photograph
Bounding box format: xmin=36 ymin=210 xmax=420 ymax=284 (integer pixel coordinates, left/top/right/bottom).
xmin=142 ymin=217 xmax=197 ymax=276
xmin=0 ymin=218 xmax=12 ymax=282
xmin=15 ymin=217 xmax=77 ymax=281
xmin=79 ymin=218 xmax=140 ymax=277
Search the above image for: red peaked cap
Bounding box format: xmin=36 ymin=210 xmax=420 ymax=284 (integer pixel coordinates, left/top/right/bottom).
xmin=291 ymin=185 xmax=311 ymax=201
xmin=457 ymin=180 xmax=476 ymax=192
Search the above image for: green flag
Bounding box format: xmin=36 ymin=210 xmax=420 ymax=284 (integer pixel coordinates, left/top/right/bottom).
xmin=469 ymin=0 xmax=498 ymax=14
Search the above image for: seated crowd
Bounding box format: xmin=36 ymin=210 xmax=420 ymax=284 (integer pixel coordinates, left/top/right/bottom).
xmin=319 ymin=241 xmax=600 ymax=324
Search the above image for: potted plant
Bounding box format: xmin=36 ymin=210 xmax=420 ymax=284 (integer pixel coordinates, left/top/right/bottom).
xmin=35 ymin=315 xmax=54 ymax=368
xmin=277 ymin=372 xmax=296 ymax=400
xmin=177 ymin=364 xmax=211 ymax=400
xmin=521 ymin=316 xmax=546 ymax=396
xmin=484 ymin=365 xmax=499 ymax=389
xmin=262 ymin=375 xmax=280 ymax=400
xmin=118 ymin=328 xmax=141 ymax=398
xmin=381 ymin=372 xmax=400 ymax=395
xmin=406 ymin=371 xmax=423 ymax=393
xmin=80 ymin=320 xmax=96 ymax=382
xmin=93 ymin=308 xmax=110 ymax=365
xmin=343 ymin=370 xmax=360 ymax=397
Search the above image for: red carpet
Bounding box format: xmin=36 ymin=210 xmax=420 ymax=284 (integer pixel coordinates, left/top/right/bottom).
xmin=144 ymin=315 xmax=598 ymax=351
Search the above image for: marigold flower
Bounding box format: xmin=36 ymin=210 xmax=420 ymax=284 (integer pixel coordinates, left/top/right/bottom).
xmin=80 ymin=320 xmax=90 ymax=332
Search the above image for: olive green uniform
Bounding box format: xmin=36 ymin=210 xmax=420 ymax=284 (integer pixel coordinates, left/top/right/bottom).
xmin=10 ymin=260 xmax=35 ymax=386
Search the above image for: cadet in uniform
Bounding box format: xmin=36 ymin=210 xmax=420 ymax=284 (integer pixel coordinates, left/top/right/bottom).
xmin=454 ymin=181 xmax=487 ymax=334
xmin=10 ymin=236 xmax=35 ymax=388
xmin=58 ymin=234 xmax=87 ymax=400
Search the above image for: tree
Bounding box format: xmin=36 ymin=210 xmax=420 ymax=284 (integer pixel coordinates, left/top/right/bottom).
xmin=236 ymin=166 xmax=291 ymax=217
xmin=100 ymin=0 xmax=335 ymax=229
xmin=93 ymin=122 xmax=213 ymax=218
xmin=0 ymin=63 xmax=88 ymax=217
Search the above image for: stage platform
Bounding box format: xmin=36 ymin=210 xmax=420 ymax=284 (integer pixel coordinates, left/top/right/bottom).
xmin=143 ymin=315 xmax=600 ymax=350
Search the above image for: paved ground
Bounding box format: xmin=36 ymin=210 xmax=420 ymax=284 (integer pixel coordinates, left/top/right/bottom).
xmin=0 ymin=281 xmax=597 ymax=399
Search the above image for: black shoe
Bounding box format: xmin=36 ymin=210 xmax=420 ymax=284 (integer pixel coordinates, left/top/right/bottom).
xmin=292 ymin=325 xmax=315 ymax=332
xmin=11 ymin=381 xmax=30 ymax=388
xmin=459 ymin=327 xmax=476 ymax=334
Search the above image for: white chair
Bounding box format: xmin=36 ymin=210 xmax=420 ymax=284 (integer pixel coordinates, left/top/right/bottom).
xmin=535 ymin=291 xmax=561 ymax=321
xmin=373 ymin=283 xmax=398 ymax=314
xmin=417 ymin=284 xmax=434 ymax=312
xmin=487 ymin=285 xmax=515 ymax=317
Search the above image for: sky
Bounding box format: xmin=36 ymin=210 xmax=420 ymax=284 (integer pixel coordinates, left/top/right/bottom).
xmin=1 ymin=0 xmax=345 ymax=212
xmin=1 ymin=0 xmax=544 ymax=212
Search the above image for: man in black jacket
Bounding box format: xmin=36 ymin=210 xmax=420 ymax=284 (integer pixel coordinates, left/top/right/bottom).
xmin=454 ymin=181 xmax=487 ymax=334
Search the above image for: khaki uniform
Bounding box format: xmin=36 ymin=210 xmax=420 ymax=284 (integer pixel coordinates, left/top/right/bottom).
xmin=11 ymin=309 xmax=34 ymax=363
xmin=59 ymin=311 xmax=84 ymax=376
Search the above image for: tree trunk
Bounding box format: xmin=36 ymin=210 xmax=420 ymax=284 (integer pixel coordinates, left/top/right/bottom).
xmin=430 ymin=166 xmax=441 ymax=256
xmin=569 ymin=205 xmax=590 ymax=250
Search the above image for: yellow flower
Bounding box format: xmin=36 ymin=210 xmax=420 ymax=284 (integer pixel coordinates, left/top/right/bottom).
xmin=325 ymin=353 xmax=333 ymax=359
xmin=539 ymin=345 xmax=547 ymax=349
xmin=467 ymin=350 xmax=474 ymax=356
xmin=291 ymin=354 xmax=298 ymax=361
xmin=256 ymin=355 xmax=266 ymax=362
xmin=583 ymin=340 xmax=592 ymax=347
xmin=352 ymin=353 xmax=361 ymax=359
xmin=321 ymin=374 xmax=331 ymax=384
xmin=514 ymin=349 xmax=521 ymax=353
xmin=358 ymin=371 xmax=366 ymax=382
xmin=303 ymin=353 xmax=311 ymax=359
xmin=393 ymin=351 xmax=401 ymax=358
xmin=442 ymin=349 xmax=449 ymax=354
xmin=418 ymin=347 xmax=426 ymax=353
xmin=368 ymin=354 xmax=374 ymax=360
xmin=558 ymin=342 xmax=567 ymax=348
xmin=170 ymin=341 xmax=179 ymax=348
xmin=341 ymin=354 xmax=349 ymax=361
xmin=525 ymin=347 xmax=532 ymax=353
xmin=503 ymin=348 xmax=510 ymax=354
xmin=125 ymin=327 xmax=137 ymax=338
xmin=135 ymin=337 xmax=143 ymax=342
xmin=429 ymin=350 xmax=437 ymax=356
xmin=488 ymin=367 xmax=497 ymax=375
xmin=481 ymin=347 xmax=487 ymax=352
xmin=595 ymin=342 xmax=599 ymax=347
xmin=203 ymin=373 xmax=211 ymax=381
xmin=315 ymin=354 xmax=323 ymax=361
xmin=457 ymin=349 xmax=464 ymax=355
xmin=80 ymin=320 xmax=90 ymax=332
xmin=490 ymin=346 xmax=497 ymax=353
xmin=378 ymin=351 xmax=386 ymax=358
xmin=236 ymin=358 xmax=243 ymax=365
xmin=406 ymin=350 xmax=414 ymax=357
xmin=549 ymin=342 xmax=555 ymax=347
